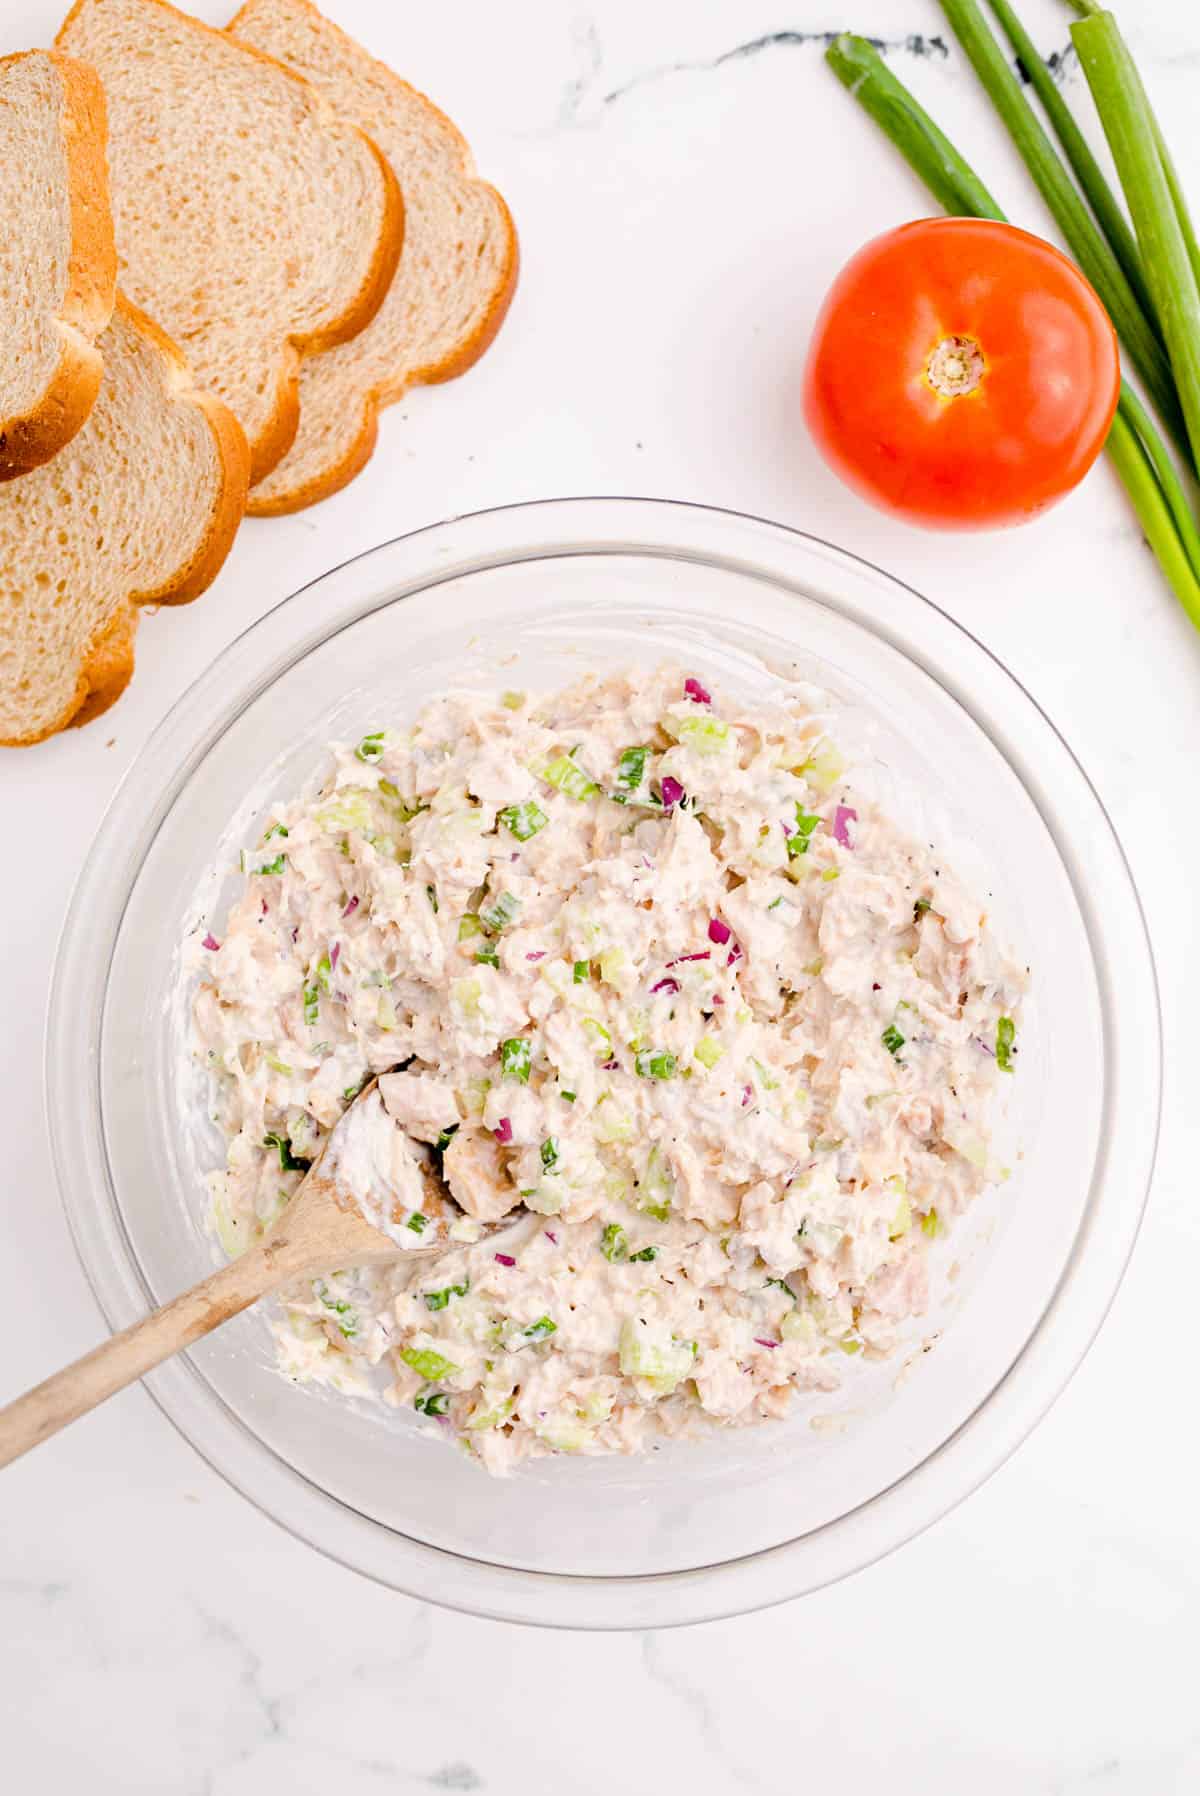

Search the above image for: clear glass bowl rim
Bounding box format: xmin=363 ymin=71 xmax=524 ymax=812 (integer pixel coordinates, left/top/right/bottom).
xmin=45 ymin=496 xmax=1162 ymax=1630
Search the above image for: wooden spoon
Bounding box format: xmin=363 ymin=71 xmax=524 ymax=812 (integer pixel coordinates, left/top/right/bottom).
xmin=0 ymin=1084 xmax=503 ymax=1470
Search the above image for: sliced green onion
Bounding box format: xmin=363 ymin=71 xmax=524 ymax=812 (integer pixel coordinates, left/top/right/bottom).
xmin=500 ymin=1037 xmax=532 ymax=1083
xmin=573 ymin=958 xmax=590 ymax=983
xmin=787 ymin=806 xmax=821 ymax=859
xmin=406 ymin=1212 xmax=428 ymax=1234
xmin=616 ymin=745 xmax=650 ymax=790
xmin=628 ymin=1245 xmax=659 ymax=1263
xmin=881 ymin=1024 xmax=905 ymax=1058
xmin=302 ymin=984 xmax=320 ymax=1026
xmin=414 ymin=1388 xmax=449 ymax=1416
xmin=540 ymin=1136 xmax=560 ymax=1172
xmin=400 ymin=1346 xmax=460 ymax=1381
xmin=262 ymin=1130 xmax=310 ymax=1172
xmin=600 ymin=1222 xmax=628 ymax=1262
xmin=480 ymin=891 xmax=521 ymax=933
xmin=522 ymin=1315 xmax=557 ymax=1342
xmin=355 ymin=731 xmax=386 ymax=763
xmin=995 ymin=1014 xmax=1017 ymax=1072
xmin=499 ymin=800 xmax=549 ymax=841
xmin=424 ymin=1279 xmax=469 ymax=1312
xmin=475 ymin=947 xmax=500 ymax=968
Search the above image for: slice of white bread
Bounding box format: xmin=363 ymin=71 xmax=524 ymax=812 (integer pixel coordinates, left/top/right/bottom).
xmin=0 ymin=295 xmax=249 ymax=746
xmin=229 ymin=0 xmax=517 ymax=514
xmin=0 ymin=49 xmax=116 ymax=480
xmin=57 ymin=0 xmax=405 ymax=484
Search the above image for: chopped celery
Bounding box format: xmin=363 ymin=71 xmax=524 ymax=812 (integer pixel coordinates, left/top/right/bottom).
xmin=479 ymin=891 xmax=521 ymax=933
xmin=821 ymin=868 xmax=840 ymax=883
xmin=212 ymin=1195 xmax=248 ymax=1259
xmin=996 ymin=1014 xmax=1016 ymax=1072
xmin=799 ymin=740 xmax=845 ymax=794
xmin=593 ymin=1097 xmax=634 ymax=1143
xmin=693 ymin=1035 xmax=724 ymax=1070
xmin=618 ymin=1318 xmax=693 ymax=1391
xmin=376 ymin=989 xmax=397 ymax=1030
xmin=540 ymin=754 xmax=599 ymax=801
xmin=598 ymin=946 xmax=626 ymax=984
xmin=838 ymin=1333 xmax=863 ymax=1356
xmin=500 ymin=690 xmax=525 ymax=711
xmin=467 ymin=1394 xmax=515 ymax=1429
xmin=573 ymin=959 xmax=590 ymax=983
xmin=451 ymin=975 xmax=484 ymax=1019
xmin=400 ymin=1345 xmax=461 ymax=1381
xmin=316 ymin=790 xmax=373 ymax=834
xmin=889 ymin=1195 xmax=913 ymax=1240
xmin=265 ymin=1054 xmax=293 ymax=1077
xmin=500 ymin=1037 xmax=532 ymax=1083
xmin=499 ymin=800 xmax=548 ymax=841
xmin=921 ymin=1208 xmax=942 ymax=1239
xmin=458 ymin=913 xmax=483 ymax=942
xmin=355 ymin=731 xmax=386 ymax=763
xmin=636 ymin=1145 xmax=674 ymax=1220
xmin=635 ymin=1048 xmax=677 ymax=1080
xmin=314 ymin=953 xmax=333 ymax=994
xmin=474 ymin=947 xmax=500 ymax=969
xmin=674 ymin=715 xmax=731 ymax=756
xmin=600 ymin=1222 xmax=628 ymax=1262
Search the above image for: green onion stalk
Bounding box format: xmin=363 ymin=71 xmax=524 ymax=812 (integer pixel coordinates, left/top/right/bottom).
xmin=824 ymin=31 xmax=1200 ymax=632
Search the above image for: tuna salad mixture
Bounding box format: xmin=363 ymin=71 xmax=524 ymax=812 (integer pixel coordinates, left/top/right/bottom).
xmin=190 ymin=666 xmax=1026 ymax=1474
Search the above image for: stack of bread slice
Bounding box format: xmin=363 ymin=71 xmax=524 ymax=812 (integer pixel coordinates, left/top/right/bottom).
xmin=2 ymin=0 xmax=517 ymax=747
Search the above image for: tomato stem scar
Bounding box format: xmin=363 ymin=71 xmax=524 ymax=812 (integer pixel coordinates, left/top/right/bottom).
xmin=926 ymin=334 xmax=986 ymax=396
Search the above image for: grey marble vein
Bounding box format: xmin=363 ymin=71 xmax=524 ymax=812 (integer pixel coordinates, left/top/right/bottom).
xmin=639 ymin=1632 xmax=768 ymax=1792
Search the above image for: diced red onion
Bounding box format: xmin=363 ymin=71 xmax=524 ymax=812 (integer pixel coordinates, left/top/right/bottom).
xmin=684 ymin=677 xmax=712 ymax=706
xmin=712 ymin=992 xmax=724 ymax=1006
xmin=667 ymin=950 xmax=710 ymax=966
xmin=742 ymin=1084 xmax=753 ymax=1107
xmin=330 ymin=942 xmax=340 ymax=970
xmin=727 ymin=943 xmax=743 ymax=966
xmin=495 ymin=1252 xmax=516 ymax=1267
xmin=201 ymin=933 xmax=220 ymax=951
xmin=753 ymin=1337 xmax=778 ymax=1350
xmin=493 ymin=1117 xmax=513 ymax=1145
xmin=602 ymin=1058 xmax=619 ymax=1071
xmin=342 ymin=895 xmax=359 ymax=919
xmin=260 ymin=900 xmax=268 ymax=917
xmin=708 ymin=917 xmax=732 ymax=945
xmin=526 ymin=951 xmax=546 ymax=961
xmin=832 ymin=804 xmax=858 ymax=848
xmin=651 ymin=976 xmax=680 ymax=996
xmin=660 ymin=776 xmax=684 ymax=809
xmin=545 ymin=1230 xmax=558 ymax=1244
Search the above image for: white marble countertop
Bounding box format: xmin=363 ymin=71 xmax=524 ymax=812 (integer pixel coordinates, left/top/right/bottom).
xmin=2 ymin=0 xmax=1198 ymax=1787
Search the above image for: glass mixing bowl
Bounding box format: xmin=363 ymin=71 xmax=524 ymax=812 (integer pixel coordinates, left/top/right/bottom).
xmin=46 ymin=498 xmax=1160 ymax=1629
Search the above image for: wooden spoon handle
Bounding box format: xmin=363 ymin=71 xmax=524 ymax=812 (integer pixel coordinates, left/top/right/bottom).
xmin=0 ymin=1246 xmax=283 ymax=1471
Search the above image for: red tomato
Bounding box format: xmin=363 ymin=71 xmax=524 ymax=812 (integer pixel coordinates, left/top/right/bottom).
xmin=803 ymin=217 xmax=1120 ymax=530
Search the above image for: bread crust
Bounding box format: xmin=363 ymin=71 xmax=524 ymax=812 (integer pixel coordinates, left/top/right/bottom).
xmin=56 ymin=0 xmax=405 ymax=484
xmin=0 ymin=294 xmax=250 ymax=748
xmin=232 ymin=0 xmax=517 ymax=515
xmin=0 ymin=50 xmax=117 ymax=479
